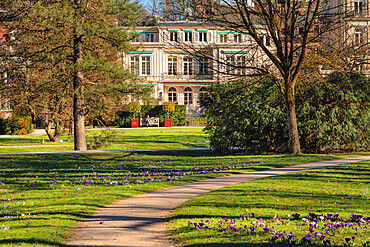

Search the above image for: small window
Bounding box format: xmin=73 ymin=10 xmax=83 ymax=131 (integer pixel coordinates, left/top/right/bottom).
xmin=184 ymin=87 xmax=193 ymax=105
xmin=220 ymin=34 xmax=228 ymax=43
xmin=168 ymin=87 xmax=177 ymax=102
xmin=234 ymin=34 xmax=241 ymax=43
xmin=198 ymin=57 xmax=209 ymax=75
xmin=264 ymin=35 xmax=271 ymax=46
xmin=199 ymin=87 xmax=207 ymax=102
xmin=130 ymin=56 xmax=139 ymax=75
xmin=168 ymin=57 xmax=177 ymax=76
xmin=226 ymin=55 xmax=235 ymax=74
xmin=199 ymin=32 xmax=207 ymax=42
xmin=184 ymin=32 xmax=193 ymax=42
xmin=145 ymin=33 xmax=155 ymax=42
xmin=183 ymin=57 xmax=193 ymax=75
xmin=354 ymin=0 xmax=364 ymax=15
xmin=141 ymin=56 xmax=151 ymax=75
xmin=237 ymin=56 xmax=246 ymax=75
xmin=169 ymin=32 xmax=178 ymax=42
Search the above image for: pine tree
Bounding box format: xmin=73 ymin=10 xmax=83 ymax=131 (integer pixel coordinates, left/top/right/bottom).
xmin=4 ymin=0 xmax=148 ymax=150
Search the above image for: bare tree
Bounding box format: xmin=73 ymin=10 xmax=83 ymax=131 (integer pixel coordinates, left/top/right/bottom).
xmin=161 ymin=0 xmax=348 ymax=154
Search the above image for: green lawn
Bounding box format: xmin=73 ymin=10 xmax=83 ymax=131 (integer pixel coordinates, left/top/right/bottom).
xmin=168 ymin=160 xmax=370 ymax=246
xmin=0 ymin=127 xmax=209 ymax=153
xmin=0 ymin=151 xmax=363 ymax=246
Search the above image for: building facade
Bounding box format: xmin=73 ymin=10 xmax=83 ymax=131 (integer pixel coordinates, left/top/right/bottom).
xmin=123 ymin=21 xmax=259 ymax=116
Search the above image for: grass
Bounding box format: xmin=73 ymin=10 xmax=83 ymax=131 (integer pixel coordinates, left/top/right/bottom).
xmin=168 ymin=160 xmax=370 ymax=246
xmin=0 ymin=151 xmax=364 ymax=246
xmin=0 ymin=127 xmax=209 ymax=153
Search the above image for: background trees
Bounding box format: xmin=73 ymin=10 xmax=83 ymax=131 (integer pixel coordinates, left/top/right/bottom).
xmin=2 ymin=0 xmax=150 ymax=149
xmin=163 ymin=0 xmax=347 ymax=154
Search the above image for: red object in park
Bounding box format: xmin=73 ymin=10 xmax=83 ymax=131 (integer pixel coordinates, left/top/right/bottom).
xmin=131 ymin=119 xmax=139 ymax=128
xmin=165 ymin=119 xmax=172 ymax=127
xmin=0 ymin=26 xmax=13 ymax=41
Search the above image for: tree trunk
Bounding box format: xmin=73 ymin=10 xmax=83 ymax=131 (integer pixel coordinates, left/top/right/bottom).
xmin=285 ymin=86 xmax=301 ymax=154
xmin=73 ymin=1 xmax=87 ymax=151
xmin=45 ymin=121 xmax=63 ymax=142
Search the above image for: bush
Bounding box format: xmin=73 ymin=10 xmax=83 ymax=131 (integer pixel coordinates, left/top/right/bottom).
xmin=115 ymin=105 xmax=186 ymax=127
xmin=186 ymin=117 xmax=207 ymax=126
xmin=202 ymin=72 xmax=370 ymax=154
xmin=296 ymin=72 xmax=370 ymax=152
xmin=0 ymin=118 xmax=11 ymax=135
xmin=202 ymin=79 xmax=287 ymax=154
xmin=125 ymin=102 xmax=141 ymax=119
xmin=0 ymin=117 xmax=34 ymax=135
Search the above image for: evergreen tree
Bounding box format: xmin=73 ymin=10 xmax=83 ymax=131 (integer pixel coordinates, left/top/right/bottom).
xmin=3 ymin=0 xmax=149 ymax=149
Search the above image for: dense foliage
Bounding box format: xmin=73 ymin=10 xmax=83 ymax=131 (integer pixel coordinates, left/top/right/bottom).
xmin=0 ymin=117 xmax=33 ymax=135
xmin=2 ymin=0 xmax=150 ymax=146
xmin=202 ymin=72 xmax=369 ymax=154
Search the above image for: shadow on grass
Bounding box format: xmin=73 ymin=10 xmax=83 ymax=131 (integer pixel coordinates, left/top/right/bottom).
xmin=0 ymin=238 xmax=60 ymax=246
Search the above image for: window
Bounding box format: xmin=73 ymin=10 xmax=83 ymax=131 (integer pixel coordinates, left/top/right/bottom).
xmin=264 ymin=35 xmax=271 ymax=46
xmin=198 ymin=57 xmax=209 ymax=75
xmin=130 ymin=56 xmax=139 ymax=75
xmin=354 ymin=0 xmax=364 ymax=15
xmin=234 ymin=34 xmax=241 ymax=43
xmin=145 ymin=33 xmax=155 ymax=42
xmin=168 ymin=57 xmax=177 ymax=76
xmin=184 ymin=87 xmax=193 ymax=105
xmin=199 ymin=32 xmax=207 ymax=42
xmin=183 ymin=57 xmax=193 ymax=75
xmin=141 ymin=56 xmax=151 ymax=75
xmin=184 ymin=32 xmax=193 ymax=42
xmin=226 ymin=55 xmax=235 ymax=74
xmin=199 ymin=87 xmax=207 ymax=102
xmin=168 ymin=87 xmax=177 ymax=102
xmin=220 ymin=34 xmax=228 ymax=43
xmin=169 ymin=32 xmax=178 ymax=42
xmin=354 ymin=27 xmax=366 ymax=46
xmin=237 ymin=56 xmax=246 ymax=75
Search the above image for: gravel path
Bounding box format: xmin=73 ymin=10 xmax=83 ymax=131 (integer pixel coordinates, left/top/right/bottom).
xmin=65 ymin=155 xmax=370 ymax=247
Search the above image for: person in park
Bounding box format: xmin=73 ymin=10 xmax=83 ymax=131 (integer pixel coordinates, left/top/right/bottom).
xmin=145 ymin=115 xmax=150 ymax=126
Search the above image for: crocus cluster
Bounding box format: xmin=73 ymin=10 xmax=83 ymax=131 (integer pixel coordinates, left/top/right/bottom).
xmin=0 ymin=162 xmax=263 ymax=189
xmin=187 ymin=211 xmax=370 ymax=246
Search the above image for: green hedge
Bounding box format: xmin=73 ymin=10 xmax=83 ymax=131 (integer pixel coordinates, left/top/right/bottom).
xmin=115 ymin=105 xmax=186 ymax=127
xmin=202 ymin=72 xmax=370 ymax=154
xmin=186 ymin=117 xmax=206 ymax=126
xmin=0 ymin=117 xmax=34 ymax=135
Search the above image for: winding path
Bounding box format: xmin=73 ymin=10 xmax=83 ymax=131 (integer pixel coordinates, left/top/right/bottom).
xmin=66 ymin=156 xmax=370 ymax=247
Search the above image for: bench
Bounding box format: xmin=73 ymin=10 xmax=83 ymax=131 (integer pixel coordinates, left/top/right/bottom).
xmin=140 ymin=117 xmax=159 ymax=127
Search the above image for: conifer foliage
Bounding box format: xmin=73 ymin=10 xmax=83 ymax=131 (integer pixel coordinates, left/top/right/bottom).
xmin=4 ymin=0 xmax=145 ymax=150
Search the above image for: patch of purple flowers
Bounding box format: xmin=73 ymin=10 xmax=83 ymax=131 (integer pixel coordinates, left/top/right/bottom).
xmin=187 ymin=211 xmax=370 ymax=246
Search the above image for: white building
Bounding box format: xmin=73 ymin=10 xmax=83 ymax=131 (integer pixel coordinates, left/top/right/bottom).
xmin=123 ymin=21 xmax=258 ymax=116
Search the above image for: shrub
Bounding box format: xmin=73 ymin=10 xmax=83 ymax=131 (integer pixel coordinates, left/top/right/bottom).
xmin=0 ymin=118 xmax=11 ymax=135
xmin=186 ymin=117 xmax=207 ymax=126
xmin=125 ymin=102 xmax=141 ymax=119
xmin=115 ymin=105 xmax=186 ymax=127
xmin=0 ymin=117 xmax=34 ymax=135
xmin=202 ymin=72 xmax=370 ymax=154
xmin=202 ymin=79 xmax=287 ymax=154
xmin=163 ymin=102 xmax=175 ymax=113
xmin=296 ymin=72 xmax=370 ymax=152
